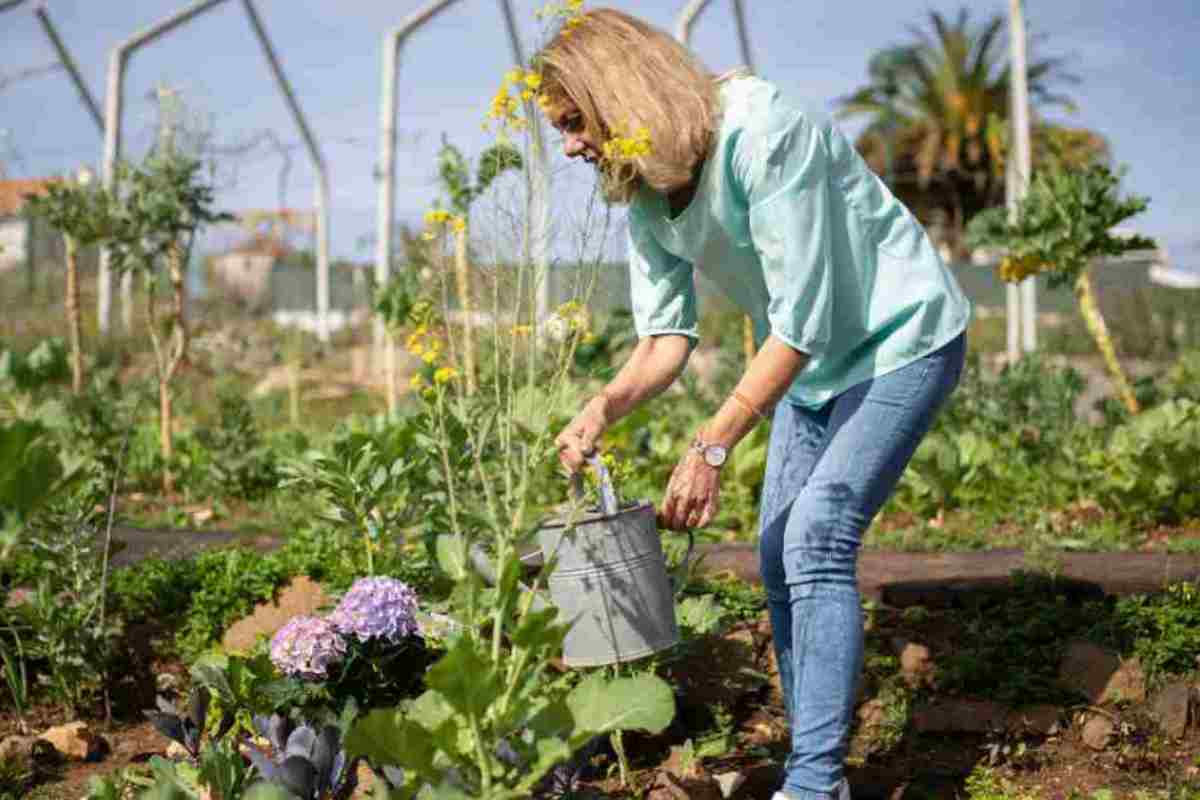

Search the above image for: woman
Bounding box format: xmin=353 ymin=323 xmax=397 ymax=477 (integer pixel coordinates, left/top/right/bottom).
xmin=544 ymin=9 xmax=969 ymax=800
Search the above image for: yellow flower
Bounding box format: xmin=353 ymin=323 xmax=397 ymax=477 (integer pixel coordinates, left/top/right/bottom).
xmin=602 ymin=125 xmax=652 ymax=162
xmin=422 ymin=349 xmax=439 ymax=365
xmin=505 ymin=69 xmax=522 ymax=85
xmin=451 ymin=216 xmax=467 ymax=234
xmin=998 ymin=254 xmax=1043 ymax=283
xmin=409 ymin=373 xmax=425 ymax=390
xmin=521 ymin=89 xmax=534 ymax=102
xmin=433 ymin=366 xmax=458 ymax=384
xmin=511 ymin=324 xmax=533 ymax=337
xmin=523 ymin=72 xmax=542 ymax=90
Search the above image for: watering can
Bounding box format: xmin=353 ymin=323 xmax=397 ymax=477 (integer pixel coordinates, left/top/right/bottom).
xmin=468 ymin=454 xmax=692 ymax=668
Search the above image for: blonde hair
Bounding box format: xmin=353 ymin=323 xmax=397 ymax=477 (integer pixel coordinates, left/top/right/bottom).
xmin=537 ymin=8 xmax=718 ymax=203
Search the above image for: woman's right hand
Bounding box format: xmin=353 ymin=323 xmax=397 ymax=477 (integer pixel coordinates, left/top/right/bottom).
xmin=555 ymin=396 xmax=610 ymax=473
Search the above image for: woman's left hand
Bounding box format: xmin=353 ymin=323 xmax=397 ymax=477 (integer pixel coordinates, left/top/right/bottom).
xmin=658 ymin=451 xmax=721 ymax=531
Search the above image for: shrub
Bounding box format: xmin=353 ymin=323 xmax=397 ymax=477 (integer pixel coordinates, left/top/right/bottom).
xmin=1089 ymin=399 xmax=1200 ymax=524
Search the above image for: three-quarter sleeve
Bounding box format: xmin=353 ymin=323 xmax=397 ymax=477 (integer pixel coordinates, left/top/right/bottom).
xmin=736 ymin=107 xmax=835 ymax=356
xmin=627 ymin=214 xmax=699 ymax=342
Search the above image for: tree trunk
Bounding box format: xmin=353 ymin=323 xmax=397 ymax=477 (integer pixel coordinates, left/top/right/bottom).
xmin=1074 ymin=269 xmax=1139 ymax=415
xmin=454 ymin=226 xmax=476 ymax=395
xmin=160 ymin=379 xmax=174 ymax=495
xmin=64 ymin=235 xmax=84 ymax=395
xmin=159 ymin=242 xmax=189 ymax=495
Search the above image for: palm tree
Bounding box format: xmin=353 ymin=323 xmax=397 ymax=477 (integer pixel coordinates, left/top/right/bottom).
xmin=838 ymin=8 xmax=1097 ymax=253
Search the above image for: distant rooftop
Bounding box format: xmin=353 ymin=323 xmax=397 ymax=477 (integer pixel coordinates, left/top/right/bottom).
xmin=0 ymin=178 xmax=57 ymax=217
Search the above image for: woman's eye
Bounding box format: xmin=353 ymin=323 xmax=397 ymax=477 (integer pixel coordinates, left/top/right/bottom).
xmin=563 ymin=115 xmax=583 ymax=133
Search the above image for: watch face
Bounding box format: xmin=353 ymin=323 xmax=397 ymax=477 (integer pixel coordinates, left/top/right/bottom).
xmin=704 ymin=445 xmax=728 ymax=467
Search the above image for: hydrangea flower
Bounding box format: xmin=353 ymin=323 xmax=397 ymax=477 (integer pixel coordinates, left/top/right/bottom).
xmin=269 ymin=616 xmax=347 ymax=679
xmin=328 ymin=577 xmax=420 ymax=644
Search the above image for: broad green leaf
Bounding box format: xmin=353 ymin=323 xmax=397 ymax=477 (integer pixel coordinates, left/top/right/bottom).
xmin=344 ymin=708 xmax=437 ymax=775
xmin=436 ymin=534 xmax=468 ymax=581
xmin=424 ymin=637 xmax=502 ymax=718
xmin=510 ymin=606 xmax=566 ymax=652
xmin=566 ymin=671 xmax=675 ymax=738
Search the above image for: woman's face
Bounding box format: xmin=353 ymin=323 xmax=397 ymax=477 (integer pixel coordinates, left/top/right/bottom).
xmin=545 ymin=96 xmax=602 ymax=165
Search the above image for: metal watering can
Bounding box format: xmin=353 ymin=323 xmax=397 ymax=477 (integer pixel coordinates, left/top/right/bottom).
xmin=469 ymin=454 xmax=691 ymax=668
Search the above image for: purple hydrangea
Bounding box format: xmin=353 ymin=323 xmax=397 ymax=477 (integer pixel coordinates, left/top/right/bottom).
xmin=269 ymin=616 xmax=347 ymax=679
xmin=328 ymin=576 xmax=420 ymax=644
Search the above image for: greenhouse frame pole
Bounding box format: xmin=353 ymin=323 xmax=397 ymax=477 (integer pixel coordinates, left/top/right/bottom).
xmin=674 ymin=0 xmax=713 ymax=43
xmin=240 ymin=0 xmax=332 ymax=342
xmin=1009 ymin=0 xmax=1036 ymax=354
xmin=99 ymin=0 xmax=334 ymax=341
xmin=33 ymin=5 xmax=104 ymax=132
xmin=374 ymin=0 xmax=462 ymax=368
xmin=731 ymin=0 xmax=754 ymax=72
xmin=497 ymin=0 xmax=551 ymax=324
xmin=98 ymin=0 xmax=233 ymax=336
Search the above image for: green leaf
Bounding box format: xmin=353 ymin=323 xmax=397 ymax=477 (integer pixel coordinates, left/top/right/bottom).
xmin=242 ymin=784 xmax=297 ymax=800
xmin=566 ymin=671 xmax=675 ymax=738
xmin=345 ymin=708 xmax=437 ymax=775
xmin=510 ymin=606 xmax=567 ymax=652
xmin=424 ymin=636 xmax=502 ymax=718
xmin=435 ymin=534 xmax=468 ymax=581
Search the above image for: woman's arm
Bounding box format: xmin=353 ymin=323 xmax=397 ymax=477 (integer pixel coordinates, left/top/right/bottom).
xmin=658 ymin=335 xmax=808 ymax=530
xmin=705 ymin=335 xmax=809 ymax=449
xmin=555 ymin=333 xmax=692 ymax=470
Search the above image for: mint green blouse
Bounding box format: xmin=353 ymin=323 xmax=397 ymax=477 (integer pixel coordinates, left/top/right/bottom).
xmin=628 ymin=75 xmax=972 ymax=409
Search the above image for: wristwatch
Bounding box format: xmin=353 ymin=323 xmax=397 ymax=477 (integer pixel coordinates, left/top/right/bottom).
xmin=690 ymin=435 xmax=728 ymax=468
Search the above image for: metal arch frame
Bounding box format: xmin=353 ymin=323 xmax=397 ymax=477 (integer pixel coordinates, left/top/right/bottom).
xmin=96 ymin=0 xmax=333 ymax=341
xmin=373 ymin=0 xmax=550 ymax=363
xmin=0 ymin=1 xmax=103 ymax=132
xmin=675 ymin=0 xmax=755 ymax=72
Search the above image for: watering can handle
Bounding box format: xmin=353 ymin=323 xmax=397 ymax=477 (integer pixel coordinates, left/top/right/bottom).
xmin=670 ymin=528 xmax=696 ymax=598
xmin=569 ymin=452 xmax=619 ymax=516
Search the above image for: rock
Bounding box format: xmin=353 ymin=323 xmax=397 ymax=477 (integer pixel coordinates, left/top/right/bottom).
xmin=1080 ymin=713 xmax=1115 ymax=751
xmin=0 ymin=735 xmax=37 ymax=771
xmin=1106 ymin=658 xmax=1148 ymax=704
xmin=221 ymin=576 xmax=330 ymax=653
xmin=1151 ymin=681 xmax=1191 ymax=739
xmin=893 ymin=638 xmax=934 ymax=688
xmin=713 ymin=771 xmax=746 ymax=799
xmin=648 ymin=771 xmax=723 ymax=800
xmin=1005 ymin=704 xmax=1062 ymax=736
xmin=1059 ymin=640 xmax=1133 ymax=703
xmin=38 ymin=721 xmax=106 ymax=762
xmin=911 ymin=699 xmax=1008 ymax=734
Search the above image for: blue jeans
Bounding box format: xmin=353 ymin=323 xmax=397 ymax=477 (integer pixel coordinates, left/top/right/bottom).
xmin=759 ymin=333 xmax=965 ymax=799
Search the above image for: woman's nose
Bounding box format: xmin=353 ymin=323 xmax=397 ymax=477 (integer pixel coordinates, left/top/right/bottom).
xmin=563 ymin=134 xmax=586 ymax=158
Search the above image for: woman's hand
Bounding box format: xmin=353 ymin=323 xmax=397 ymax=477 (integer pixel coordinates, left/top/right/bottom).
xmin=658 ymin=451 xmax=721 ymax=530
xmin=555 ymin=397 xmax=609 ymax=472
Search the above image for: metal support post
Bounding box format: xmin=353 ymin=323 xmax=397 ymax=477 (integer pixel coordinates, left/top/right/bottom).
xmin=1009 ymin=0 xmax=1036 ymax=354
xmin=240 ymin=0 xmax=331 ymax=342
xmin=98 ymin=0 xmax=233 ymax=335
xmin=34 ymin=5 xmax=104 ymax=131
xmin=375 ymin=0 xmax=461 ymax=370
xmin=674 ymin=0 xmax=713 ymax=43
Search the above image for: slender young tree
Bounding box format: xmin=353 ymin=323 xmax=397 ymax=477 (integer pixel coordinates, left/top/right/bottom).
xmin=23 ymin=169 xmax=116 ymax=395
xmin=108 ymin=152 xmax=230 ymax=493
xmin=967 ymin=163 xmax=1155 ymax=414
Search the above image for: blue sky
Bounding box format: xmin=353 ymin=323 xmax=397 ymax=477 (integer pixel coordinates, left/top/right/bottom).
xmin=3 ymin=0 xmax=1198 ymax=271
